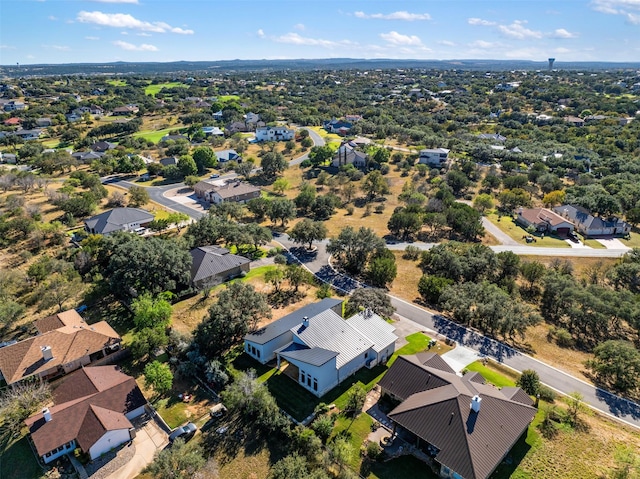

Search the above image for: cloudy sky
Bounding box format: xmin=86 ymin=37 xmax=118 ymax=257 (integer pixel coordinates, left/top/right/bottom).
xmin=1 ymin=0 xmax=639 ymax=64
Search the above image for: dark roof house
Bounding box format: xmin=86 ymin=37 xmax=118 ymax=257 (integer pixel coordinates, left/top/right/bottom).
xmin=190 ymin=245 xmax=251 ymax=289
xmin=379 ymin=354 xmax=536 ymax=479
xmin=84 ymin=207 xmax=154 ymax=236
xmin=25 ymin=366 xmax=148 ymax=464
xmin=553 ymin=204 xmax=631 ymax=237
xmin=515 ymin=207 xmax=574 ymax=236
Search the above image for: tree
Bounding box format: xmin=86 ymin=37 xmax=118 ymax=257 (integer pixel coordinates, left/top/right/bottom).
xmin=446 ymin=203 xmax=485 ymax=241
xmin=516 ymin=369 xmax=541 ymax=395
xmin=144 ymin=361 xmax=173 ymax=395
xmin=145 ymin=438 xmax=208 ymax=479
xmin=345 ymin=384 xmax=366 ymax=417
xmin=289 ymin=219 xmax=327 ymax=250
xmin=387 ymin=210 xmax=422 ymax=239
xmin=418 ymin=275 xmax=454 ymax=304
xmin=346 ymin=288 xmax=396 ymax=318
xmin=178 ymin=156 xmax=198 ymax=178
xmin=286 ymin=264 xmax=313 ymax=292
xmin=327 ymin=226 xmax=385 ymax=274
xmin=128 ymin=185 xmax=150 ymax=207
xmin=247 ymin=197 xmax=271 ymax=221
xmin=361 ymin=170 xmax=389 ymax=201
xmin=311 ymin=195 xmax=337 ymax=220
xmin=235 ymin=161 xmax=254 ymax=180
xmin=195 ymin=282 xmax=271 ymax=358
xmin=273 ymin=177 xmax=290 ymax=195
xmin=294 ymin=183 xmax=316 ymax=213
xmin=498 ymin=188 xmax=531 ymax=211
xmin=131 ymin=327 xmax=169 ymax=361
xmin=446 ymin=170 xmax=471 ymax=196
xmin=366 ymin=250 xmax=397 ymax=288
xmin=132 ymin=293 xmax=173 ymax=329
xmin=192 ymin=146 xmax=216 ymax=172
xmin=107 ymin=237 xmax=192 ymax=298
xmin=183 ymin=175 xmax=200 ymax=188
xmin=265 ymin=267 xmax=285 ymax=293
xmin=473 ymin=193 xmax=494 ymax=213
xmin=269 ymin=455 xmax=318 ymax=479
xmin=37 ymin=272 xmax=82 ymax=312
xmin=308 ymin=145 xmax=333 ymax=166
xmin=586 ymin=340 xmax=640 ymax=393
xmin=269 ymin=198 xmax=296 ymax=227
xmin=520 ymin=261 xmax=546 ymax=290
xmin=261 ymin=151 xmax=288 ymax=178
xmin=542 ymin=190 xmax=566 ymax=207
xmin=0 ymin=380 xmax=51 ymax=435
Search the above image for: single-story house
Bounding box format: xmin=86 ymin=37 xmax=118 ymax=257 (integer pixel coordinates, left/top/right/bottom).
xmin=194 ymin=180 xmax=261 ymax=204
xmin=332 ymin=142 xmax=368 ymax=169
xmin=111 ymin=105 xmax=139 ymax=116
xmin=25 ymin=366 xmax=148 ymax=464
xmin=90 ymin=141 xmax=116 ymax=153
xmin=202 ymin=126 xmax=224 ymax=137
xmin=255 ymin=126 xmax=295 ymax=142
xmin=553 ymin=204 xmax=631 ymax=237
xmin=244 ymin=299 xmax=397 ymax=397
xmin=159 ymin=156 xmax=179 ymax=167
xmin=84 ymin=207 xmax=154 ymax=236
xmin=0 ymin=310 xmax=121 ymax=386
xmin=14 ymin=129 xmax=43 ymax=140
xmin=0 ymin=152 xmax=17 ymax=164
xmin=36 ymin=118 xmax=53 ymax=127
xmin=190 ymin=245 xmax=251 ymax=289
xmin=4 ymin=100 xmax=26 ymax=111
xmin=380 ymin=354 xmax=536 ymax=479
xmin=477 ymin=133 xmax=506 ymax=142
xmin=215 ymin=149 xmax=241 ymax=163
xmin=564 ymin=116 xmax=585 ymax=127
xmin=515 ymin=207 xmax=575 ymax=236
xmin=323 ymin=119 xmax=353 ymax=135
xmin=4 ymin=117 xmax=22 ymax=126
xmin=72 ymin=151 xmax=104 ymax=163
xmin=418 ymin=148 xmax=450 ymax=167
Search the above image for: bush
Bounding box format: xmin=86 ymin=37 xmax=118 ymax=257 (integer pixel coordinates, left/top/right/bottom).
xmin=366 ymin=441 xmax=383 ymax=461
xmin=538 ymin=385 xmax=557 ymax=402
xmin=374 ymin=204 xmax=385 ymax=214
xmin=403 ymin=245 xmax=421 ymax=260
xmin=346 ymin=205 xmax=354 ymax=215
xmin=553 ymin=327 xmax=574 ymax=347
xmin=316 ymin=282 xmax=333 ymax=299
xmin=267 ymin=247 xmax=283 ymax=257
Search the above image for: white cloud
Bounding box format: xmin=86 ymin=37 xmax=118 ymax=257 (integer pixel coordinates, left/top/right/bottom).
xmin=437 ymin=40 xmax=456 ymax=46
xmin=468 ymin=40 xmax=500 ymax=49
xmin=627 ymin=11 xmax=640 ymax=22
xmin=85 ymin=36 xmax=100 ymax=41
xmin=48 ymin=15 xmax=57 ymax=21
xmin=379 ymin=31 xmax=423 ymax=46
xmin=43 ymin=45 xmax=71 ymax=51
xmin=592 ymin=0 xmax=640 ymax=23
xmin=354 ymin=11 xmax=431 ymax=21
xmin=468 ymin=18 xmax=496 ymax=26
xmin=497 ymin=20 xmax=543 ymax=39
xmin=113 ymin=40 xmax=158 ymax=51
xmin=273 ymin=32 xmax=353 ymax=48
xmin=92 ymin=0 xmax=139 ymax=3
xmin=257 ymin=29 xmax=265 ymax=38
xmin=0 ymin=45 xmax=16 ymax=50
xmin=137 ymin=32 xmax=152 ymax=37
xmin=552 ymin=28 xmax=578 ymax=38
xmin=77 ymin=11 xmax=194 ymax=34
xmin=294 ymin=23 xmax=305 ymax=31
xmin=554 ymin=47 xmax=572 ymax=54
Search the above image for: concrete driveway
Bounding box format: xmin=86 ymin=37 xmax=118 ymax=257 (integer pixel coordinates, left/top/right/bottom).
xmin=106 ymin=420 xmax=168 ymax=479
xmin=441 ymin=346 xmax=482 ymax=373
xmin=596 ymin=237 xmax=630 ymax=250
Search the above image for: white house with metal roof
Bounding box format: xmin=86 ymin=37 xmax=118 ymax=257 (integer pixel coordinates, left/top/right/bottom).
xmin=244 ymin=299 xmax=397 ymax=397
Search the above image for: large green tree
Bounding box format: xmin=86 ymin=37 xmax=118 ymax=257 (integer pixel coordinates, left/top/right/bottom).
xmin=586 ymin=340 xmax=640 ymax=393
xmin=289 ymin=218 xmax=327 ymax=250
xmin=326 ymin=226 xmax=385 ymax=274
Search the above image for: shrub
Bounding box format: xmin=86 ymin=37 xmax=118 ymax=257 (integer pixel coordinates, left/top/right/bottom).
xmin=267 ymin=247 xmax=283 ymax=257
xmin=402 ymin=245 xmax=421 ymax=260
xmin=366 ymin=441 xmax=383 ymax=461
xmin=538 ymin=385 xmax=557 ymax=402
xmin=374 ymin=204 xmax=385 ymax=214
xmin=316 ymin=282 xmax=333 ymax=299
xmin=346 ymin=205 xmax=354 ymax=215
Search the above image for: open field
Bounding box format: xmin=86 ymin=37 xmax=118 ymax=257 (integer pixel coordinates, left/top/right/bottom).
xmin=106 ymin=79 xmax=127 ymax=86
xmin=144 ymin=82 xmax=188 ymax=96
xmin=133 ymin=127 xmax=182 ymax=144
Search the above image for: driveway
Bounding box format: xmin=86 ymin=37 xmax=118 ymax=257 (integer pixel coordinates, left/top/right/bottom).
xmin=565 ymin=238 xmax=591 ymax=248
xmin=481 ymin=217 xmax=520 ymax=246
xmin=596 ymin=237 xmax=630 ymax=250
xmin=105 ymin=419 xmax=168 ymax=479
xmin=441 ymin=346 xmax=482 ymax=373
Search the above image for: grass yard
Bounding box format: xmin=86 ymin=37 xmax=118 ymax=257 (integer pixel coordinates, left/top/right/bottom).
xmin=582 ymin=237 xmax=606 ymax=249
xmin=618 ymin=228 xmax=640 ymax=248
xmin=144 ymin=82 xmax=188 ymax=96
xmin=368 ymin=456 xmax=438 ymax=479
xmin=132 ymin=127 xmax=181 ymax=144
xmin=464 ymin=360 xmax=518 ymax=387
xmin=218 ymin=95 xmax=241 ymax=102
xmin=106 ymin=79 xmax=127 ymax=86
xmin=486 ymin=213 xmax=570 ymax=248
xmin=0 ymin=435 xmax=45 ymax=479
xmin=331 ymin=413 xmax=374 ymax=469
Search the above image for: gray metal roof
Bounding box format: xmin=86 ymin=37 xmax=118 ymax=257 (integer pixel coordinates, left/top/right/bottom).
xmin=244 ymin=298 xmax=343 ymax=345
xmin=385 ymin=355 xmax=536 ymax=479
xmin=84 ymin=208 xmax=154 ymax=235
xmin=189 ymin=246 xmax=250 ymax=283
xmin=278 ymin=346 xmax=338 ymax=367
xmin=346 ymin=311 xmax=397 ymax=353
xmin=291 ymin=310 xmax=374 ymax=369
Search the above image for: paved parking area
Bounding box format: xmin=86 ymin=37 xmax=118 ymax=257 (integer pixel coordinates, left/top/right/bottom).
xmin=441 ymin=346 xmax=481 ymax=373
xmin=105 ymin=419 xmax=167 ymax=479
xmin=596 ymin=237 xmax=630 ymax=250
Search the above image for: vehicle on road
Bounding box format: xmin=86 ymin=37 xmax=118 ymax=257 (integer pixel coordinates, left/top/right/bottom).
xmin=169 ymin=422 xmax=197 ymax=442
xmin=210 ymin=173 xmax=220 ymax=178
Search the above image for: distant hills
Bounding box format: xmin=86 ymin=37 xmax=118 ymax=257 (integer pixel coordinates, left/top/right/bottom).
xmin=2 ymin=58 xmax=640 ymax=77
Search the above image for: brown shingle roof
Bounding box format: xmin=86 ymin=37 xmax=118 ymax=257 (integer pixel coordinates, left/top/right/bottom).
xmin=0 ymin=313 xmax=120 ymax=385
xmin=518 ymin=208 xmax=570 ymax=227
xmin=25 ymin=366 xmax=145 ymax=457
xmin=385 ymin=355 xmax=536 ymax=479
xmin=34 ymin=309 xmax=84 ymax=334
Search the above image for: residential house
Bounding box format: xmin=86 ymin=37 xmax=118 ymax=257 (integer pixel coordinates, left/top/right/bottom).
xmin=90 ymin=141 xmax=116 ymax=153
xmin=111 ymin=105 xmax=139 ymax=116
xmin=244 ymin=300 xmax=397 ymax=397
xmin=36 ymin=118 xmax=53 ymax=127
xmin=194 ymin=100 xmax=211 ymax=109
xmin=323 ymin=119 xmax=352 ymax=136
xmin=0 ymin=153 xmax=17 ymax=164
xmin=345 ymin=114 xmax=363 ymax=123
xmin=553 ymin=204 xmax=631 ymax=237
xmin=161 ymin=134 xmax=189 ymax=142
xmin=202 ymin=126 xmax=224 ymax=137
xmin=190 ymin=245 xmax=251 ymax=289
xmin=4 ymin=100 xmax=26 ymax=111
xmin=72 ymin=151 xmax=103 ymax=163
xmin=494 ymin=82 xmax=520 ymax=92
xmin=331 ymin=141 xmax=368 ymax=169
xmin=14 ymin=129 xmax=43 ymax=140
xmin=25 ymin=366 xmax=148 ymax=464
xmin=418 ymin=148 xmax=450 ymax=167
xmin=225 ymin=121 xmax=250 ymax=134
xmin=0 ymin=310 xmax=121 ymax=386
xmin=194 ymin=180 xmax=260 ymax=204
xmin=159 ymin=157 xmax=179 ymax=167
xmin=564 ymin=116 xmax=585 ymax=127
xmin=379 ymin=354 xmax=536 ymax=479
xmin=213 ymin=110 xmax=224 ymax=121
xmin=215 ymin=149 xmax=241 ymax=163
xmin=255 ymin=126 xmax=295 ymax=142
xmin=4 ymin=117 xmax=22 ymax=126
xmin=515 ymin=207 xmax=575 ymax=237
xmin=84 ymin=207 xmax=154 ymax=235
xmin=477 ymin=133 xmax=506 ymax=142
xmin=244 ymin=112 xmax=260 ymax=124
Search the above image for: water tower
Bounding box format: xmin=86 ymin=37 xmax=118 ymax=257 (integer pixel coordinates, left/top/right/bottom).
xmin=548 ymin=58 xmax=555 ymax=70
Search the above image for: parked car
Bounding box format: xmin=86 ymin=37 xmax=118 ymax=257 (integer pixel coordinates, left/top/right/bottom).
xmin=209 ymin=403 xmax=227 ymax=418
xmin=568 ymin=231 xmax=580 ymax=243
xmin=169 ymin=422 xmax=197 ymax=442
xmin=210 ymin=173 xmax=220 ymax=178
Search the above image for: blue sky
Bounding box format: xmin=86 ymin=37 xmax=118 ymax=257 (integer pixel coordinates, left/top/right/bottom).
xmin=1 ymin=0 xmax=639 ymax=64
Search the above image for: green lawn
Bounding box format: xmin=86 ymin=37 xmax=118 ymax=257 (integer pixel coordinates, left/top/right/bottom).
xmin=144 ymin=82 xmax=188 ymax=96
xmin=132 ymin=127 xmax=182 ymax=144
xmin=582 ymin=238 xmax=606 ymax=249
xmin=486 ymin=213 xmax=570 ymax=248
xmin=106 ymin=79 xmax=127 ymax=86
xmin=1 ymin=436 xmax=45 ymax=479
xmin=218 ymin=95 xmax=240 ymax=102
xmin=618 ymin=229 xmax=640 ymax=248
xmin=331 ymin=413 xmax=374 ymax=469
xmin=464 ymin=360 xmax=518 ymax=388
xmin=368 ymin=456 xmax=438 ymax=479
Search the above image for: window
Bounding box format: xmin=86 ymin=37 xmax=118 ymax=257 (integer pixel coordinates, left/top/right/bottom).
xmin=364 ymin=351 xmax=368 ymax=359
xmin=313 ymin=379 xmax=318 ymax=391
xmin=307 ymin=376 xmax=311 ymax=386
xmin=257 ymin=350 xmax=260 ymax=358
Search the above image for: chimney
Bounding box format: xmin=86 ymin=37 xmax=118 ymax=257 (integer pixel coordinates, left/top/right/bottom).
xmin=302 ymin=316 xmax=309 ymax=327
xmin=42 ymin=407 xmax=52 ymax=423
xmin=470 ymin=395 xmax=482 ymax=413
xmin=41 ymin=345 xmax=53 ymax=361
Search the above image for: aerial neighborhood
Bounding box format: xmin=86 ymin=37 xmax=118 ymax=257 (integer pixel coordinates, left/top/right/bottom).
xmin=1 ymin=57 xmax=640 ymax=479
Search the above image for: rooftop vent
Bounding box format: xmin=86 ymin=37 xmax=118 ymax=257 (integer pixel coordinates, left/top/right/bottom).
xmin=41 ymin=345 xmax=53 ymax=361
xmin=302 ymin=316 xmax=309 ymax=327
xmin=42 ymin=407 xmax=52 ymax=422
xmin=470 ymin=395 xmax=482 ymax=413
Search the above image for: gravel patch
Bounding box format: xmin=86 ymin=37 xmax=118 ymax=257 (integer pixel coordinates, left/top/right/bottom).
xmin=85 ymin=442 xmax=135 ymax=479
